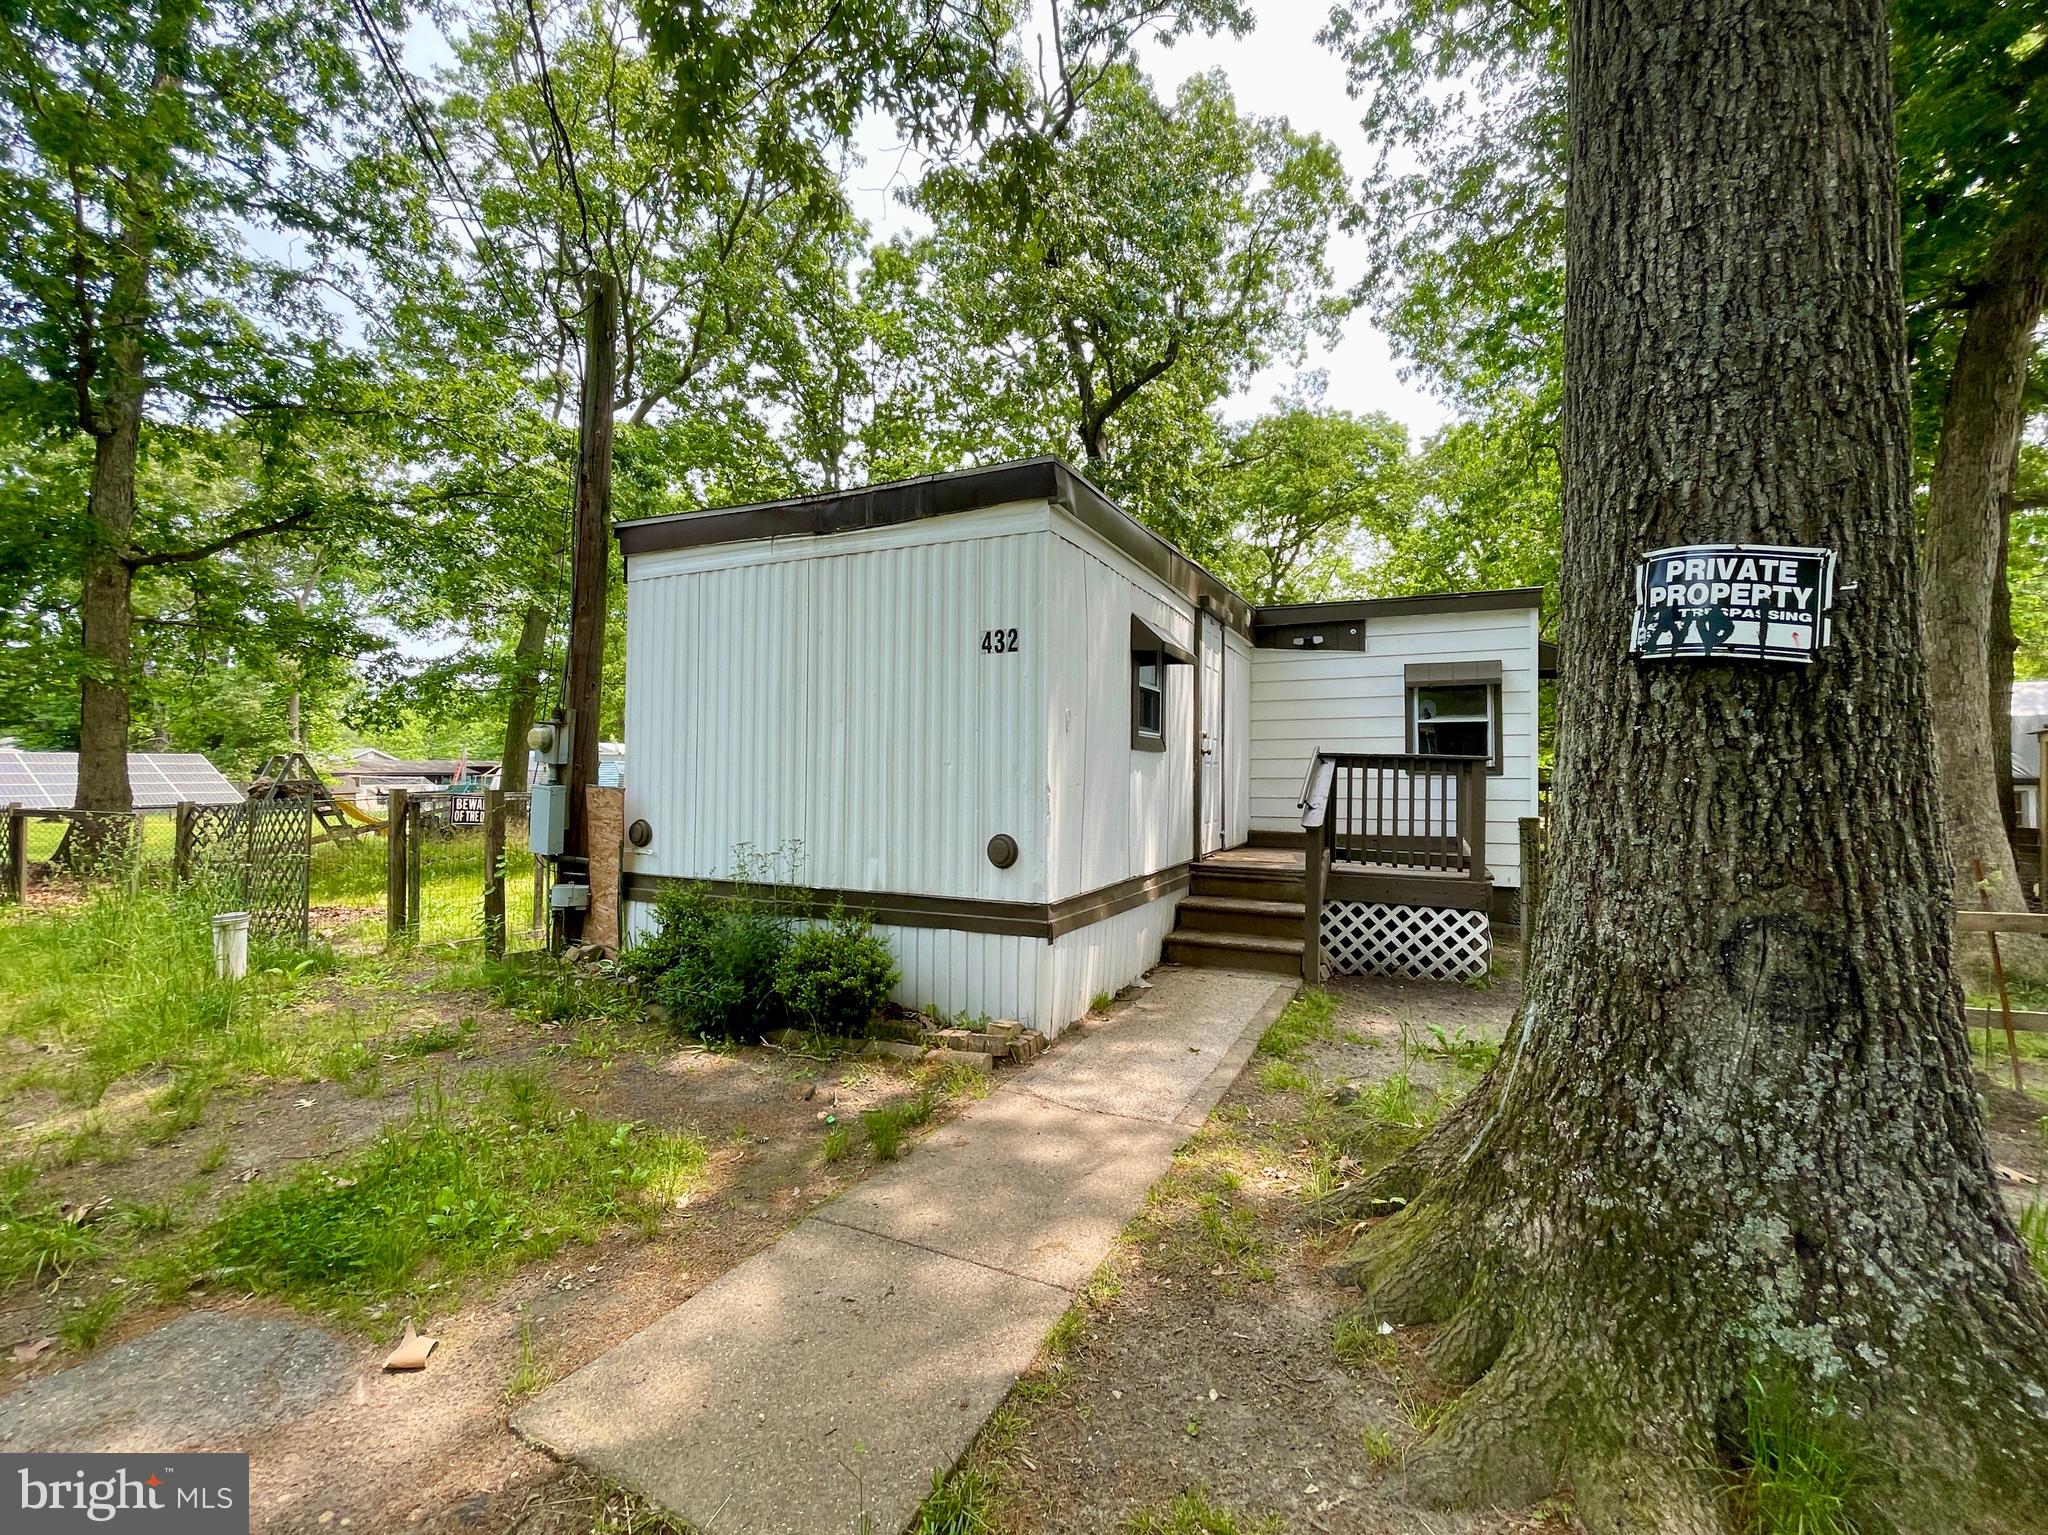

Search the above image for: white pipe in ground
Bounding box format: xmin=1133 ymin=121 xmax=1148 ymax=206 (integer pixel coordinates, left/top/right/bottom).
xmin=212 ymin=911 xmax=250 ymax=981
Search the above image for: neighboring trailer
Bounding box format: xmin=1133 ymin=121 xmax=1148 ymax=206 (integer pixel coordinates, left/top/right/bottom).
xmin=615 ymin=459 xmax=1545 ymax=1032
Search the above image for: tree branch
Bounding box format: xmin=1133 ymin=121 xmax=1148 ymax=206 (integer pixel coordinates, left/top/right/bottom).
xmin=127 ymin=505 xmax=323 ymax=569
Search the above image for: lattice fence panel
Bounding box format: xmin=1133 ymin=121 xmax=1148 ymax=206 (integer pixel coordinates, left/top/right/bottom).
xmin=187 ymin=802 xmax=311 ymax=946
xmin=1321 ymin=901 xmax=1491 ymax=982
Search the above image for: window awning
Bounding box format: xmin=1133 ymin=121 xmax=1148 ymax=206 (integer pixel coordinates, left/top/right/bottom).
xmin=1403 ymin=659 xmax=1503 ymax=686
xmin=1131 ymin=615 xmax=1195 ymax=666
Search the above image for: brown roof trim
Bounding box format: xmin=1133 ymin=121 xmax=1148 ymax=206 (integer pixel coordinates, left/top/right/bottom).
xmin=614 ymin=458 xmax=1255 ymax=635
xmin=1251 ymin=587 xmax=1545 ymax=635
xmin=620 ymin=862 xmax=1189 ymax=942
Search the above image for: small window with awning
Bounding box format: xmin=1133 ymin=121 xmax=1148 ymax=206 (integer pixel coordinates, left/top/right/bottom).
xmin=1130 ymin=615 xmax=1193 ymax=753
xmin=1405 ymin=660 xmax=1504 ymax=772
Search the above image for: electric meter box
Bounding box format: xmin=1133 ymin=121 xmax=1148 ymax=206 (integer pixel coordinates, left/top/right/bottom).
xmin=529 ymin=784 xmax=567 ymax=856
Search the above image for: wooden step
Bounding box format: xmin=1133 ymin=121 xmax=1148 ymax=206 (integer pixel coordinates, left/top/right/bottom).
xmin=1176 ymin=894 xmax=1305 ymax=941
xmin=1188 ymin=868 xmax=1306 ymax=904
xmin=1163 ymin=930 xmax=1305 ymax=976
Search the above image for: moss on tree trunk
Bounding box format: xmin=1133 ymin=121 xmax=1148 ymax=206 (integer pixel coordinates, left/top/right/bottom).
xmin=1329 ymin=1 xmax=2048 ymax=1529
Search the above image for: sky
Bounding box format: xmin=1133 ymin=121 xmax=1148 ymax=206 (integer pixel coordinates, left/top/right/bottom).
xmin=842 ymin=0 xmax=1453 ymax=440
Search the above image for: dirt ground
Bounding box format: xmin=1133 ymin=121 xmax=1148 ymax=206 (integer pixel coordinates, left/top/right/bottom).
xmin=5 ymin=931 xmax=2044 ymax=1535
xmin=0 ymin=942 xmax=974 ymax=1534
xmin=946 ymin=968 xmax=2048 ymax=1535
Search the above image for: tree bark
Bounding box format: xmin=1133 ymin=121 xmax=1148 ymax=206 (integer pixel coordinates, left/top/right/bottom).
xmin=496 ymin=605 xmax=551 ymax=796
xmin=1327 ymin=2 xmax=2048 ymax=1530
xmin=1921 ymin=211 xmax=2048 ymax=911
xmin=1991 ymin=485 xmax=2018 ymax=844
xmin=73 ymin=188 xmax=156 ymax=835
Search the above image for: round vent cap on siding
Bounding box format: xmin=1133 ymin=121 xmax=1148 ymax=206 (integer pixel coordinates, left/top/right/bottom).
xmin=986 ymin=833 xmax=1018 ymax=869
xmin=627 ymin=819 xmax=653 ymax=849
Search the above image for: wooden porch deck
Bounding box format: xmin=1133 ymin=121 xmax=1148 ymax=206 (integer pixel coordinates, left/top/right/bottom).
xmin=1193 ymin=842 xmax=1485 ymax=895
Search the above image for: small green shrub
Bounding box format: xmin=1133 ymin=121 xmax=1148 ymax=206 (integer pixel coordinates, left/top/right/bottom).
xmin=625 ymin=884 xmax=792 ymax=1042
xmin=774 ymin=912 xmax=899 ymax=1035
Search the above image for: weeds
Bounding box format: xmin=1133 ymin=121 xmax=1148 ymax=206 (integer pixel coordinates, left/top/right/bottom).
xmin=1123 ymin=1486 xmax=1281 ymax=1534
xmin=1416 ymin=1022 xmax=1496 ymax=1071
xmin=1091 ymin=991 xmax=1115 ymax=1014
xmin=822 ymin=1123 xmax=853 ymax=1162
xmin=508 ymin=1309 xmax=548 ymax=1398
xmin=2020 ymin=1200 xmax=2047 ymax=1280
xmin=0 ymin=1162 xmax=102 ymax=1286
xmin=1332 ymin=1310 xmax=1398 ymax=1370
xmin=1360 ymin=1424 xmax=1398 ymax=1466
xmin=911 ymin=1465 xmax=999 ymax=1535
xmin=1257 ymin=1058 xmax=1312 ymax=1094
xmin=180 ymin=1072 xmax=705 ymax=1320
xmin=1256 ymin=990 xmax=1337 ymax=1060
xmin=863 ymin=1105 xmax=905 ymax=1160
xmin=1735 ymin=1371 xmax=1860 ymax=1535
xmin=57 ymin=1289 xmax=125 ymax=1352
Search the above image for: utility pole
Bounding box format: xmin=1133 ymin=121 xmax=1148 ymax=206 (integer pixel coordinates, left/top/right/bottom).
xmin=552 ymin=268 xmax=617 ymax=947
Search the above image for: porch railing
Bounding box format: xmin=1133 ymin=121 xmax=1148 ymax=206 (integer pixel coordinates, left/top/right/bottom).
xmin=1298 ymin=751 xmax=1490 ymax=978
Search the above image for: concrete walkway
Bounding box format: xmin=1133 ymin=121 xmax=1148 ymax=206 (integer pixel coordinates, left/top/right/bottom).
xmin=513 ymin=966 xmax=1295 ymax=1535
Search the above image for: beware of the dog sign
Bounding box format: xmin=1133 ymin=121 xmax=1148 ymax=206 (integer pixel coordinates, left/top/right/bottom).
xmin=1631 ymin=543 xmax=1837 ymax=664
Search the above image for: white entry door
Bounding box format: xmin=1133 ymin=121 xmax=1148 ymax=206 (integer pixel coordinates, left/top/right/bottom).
xmin=1200 ymin=612 xmax=1226 ymax=855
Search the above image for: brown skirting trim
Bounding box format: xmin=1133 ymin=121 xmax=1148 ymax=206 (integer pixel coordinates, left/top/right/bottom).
xmin=1326 ymin=869 xmax=1492 ymax=911
xmin=620 ymin=864 xmax=1191 ymax=942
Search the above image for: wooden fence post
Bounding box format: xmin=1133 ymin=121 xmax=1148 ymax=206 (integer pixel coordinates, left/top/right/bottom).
xmin=406 ymin=797 xmax=424 ymax=938
xmin=3 ymin=806 xmax=24 ymax=904
xmin=385 ymin=788 xmax=409 ymax=943
xmin=173 ymin=802 xmax=195 ymax=885
xmin=1519 ymin=816 xmax=1544 ymax=963
xmin=482 ymin=788 xmax=506 ymax=958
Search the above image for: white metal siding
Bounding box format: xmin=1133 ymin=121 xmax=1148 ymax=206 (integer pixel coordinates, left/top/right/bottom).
xmin=1247 ymin=607 xmax=1540 ymax=886
xmin=1041 ymin=894 xmax=1182 ymax=1030
xmin=1043 ymin=525 xmax=1195 ymax=904
xmin=623 ymin=505 xmax=1051 ymax=902
xmin=1224 ymin=630 xmax=1252 ymax=846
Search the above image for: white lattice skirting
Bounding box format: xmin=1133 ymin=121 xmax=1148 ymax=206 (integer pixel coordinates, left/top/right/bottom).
xmin=1321 ymin=901 xmax=1491 ymax=982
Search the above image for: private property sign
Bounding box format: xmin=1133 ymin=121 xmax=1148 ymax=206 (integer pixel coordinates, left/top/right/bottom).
xmin=1631 ymin=543 xmax=1837 ymax=664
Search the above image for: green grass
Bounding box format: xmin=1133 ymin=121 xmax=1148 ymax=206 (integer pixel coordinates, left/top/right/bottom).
xmin=1736 ymin=1371 xmax=1861 ymax=1535
xmin=1416 ymin=1022 xmax=1497 ymax=1070
xmin=173 ymin=1071 xmax=704 ymax=1320
xmin=56 ymin=1289 xmax=126 ymax=1352
xmin=1122 ymin=1487 xmax=1281 ymax=1535
xmin=1091 ymin=990 xmax=1115 ymax=1014
xmin=0 ymin=1161 xmax=102 ymax=1286
xmin=863 ymin=1104 xmax=906 ymax=1160
xmin=1255 ymin=989 xmax=1337 ymax=1060
xmin=0 ymin=882 xmax=306 ymax=1103
xmin=1257 ymin=1057 xmax=1313 ymax=1094
xmin=911 ymin=1465 xmax=999 ymax=1535
xmin=1332 ymin=1309 xmax=1398 ymax=1370
xmin=2020 ymin=1199 xmax=2047 ymax=1279
xmin=822 ymin=1123 xmax=853 ymax=1162
xmin=308 ymin=827 xmax=543 ymax=948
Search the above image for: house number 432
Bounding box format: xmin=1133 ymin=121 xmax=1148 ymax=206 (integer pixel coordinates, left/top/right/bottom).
xmin=981 ymin=627 xmax=1020 ymax=655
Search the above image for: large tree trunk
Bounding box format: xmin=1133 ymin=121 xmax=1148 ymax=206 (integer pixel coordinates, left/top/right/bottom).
xmin=1324 ymin=1 xmax=2048 ymax=1530
xmin=1991 ymin=486 xmax=2018 ymax=844
xmin=1921 ymin=211 xmax=2048 ymax=911
xmin=495 ymin=605 xmax=551 ymax=796
xmin=76 ymin=422 xmax=139 ymax=818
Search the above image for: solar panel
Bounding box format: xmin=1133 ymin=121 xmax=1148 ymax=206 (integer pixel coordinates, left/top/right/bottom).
xmin=0 ymin=750 xmax=242 ymax=811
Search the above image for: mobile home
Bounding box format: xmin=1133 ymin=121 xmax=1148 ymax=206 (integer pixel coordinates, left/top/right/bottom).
xmin=617 ymin=459 xmax=1541 ymax=1035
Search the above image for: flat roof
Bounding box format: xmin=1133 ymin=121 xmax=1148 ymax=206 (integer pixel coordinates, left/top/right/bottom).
xmin=615 ymin=457 xmax=1545 ymax=637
